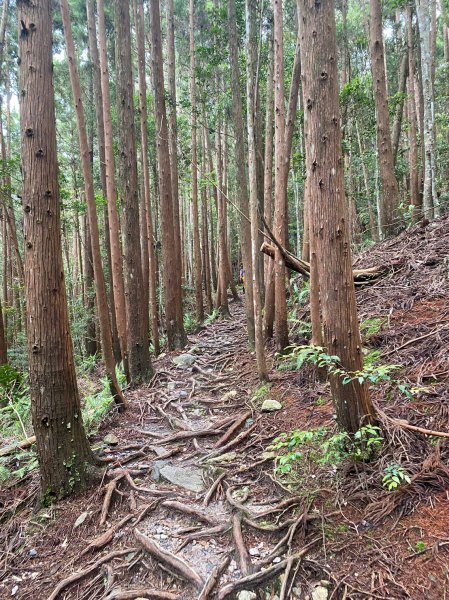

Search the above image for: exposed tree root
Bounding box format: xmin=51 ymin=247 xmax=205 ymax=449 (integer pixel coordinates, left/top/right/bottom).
xmin=213 ymin=411 xmax=252 ymax=448
xmin=198 ymin=555 xmax=230 ymax=600
xmin=161 ymin=500 xmax=218 ymax=525
xmin=134 ymin=528 xmax=204 ymax=589
xmin=100 ymin=475 xmax=124 ymax=525
xmin=231 ymin=513 xmax=251 ymax=576
xmin=103 ymin=588 xmax=179 ymax=600
xmin=217 ymin=539 xmax=319 ymax=600
xmin=47 ymin=548 xmax=136 ymax=600
xmin=80 ymin=514 xmax=134 ymax=557
xmin=203 ymin=472 xmax=226 ymax=506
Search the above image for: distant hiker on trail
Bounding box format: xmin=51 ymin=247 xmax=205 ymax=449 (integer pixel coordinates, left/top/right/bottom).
xmin=239 ymin=264 xmax=245 ymax=293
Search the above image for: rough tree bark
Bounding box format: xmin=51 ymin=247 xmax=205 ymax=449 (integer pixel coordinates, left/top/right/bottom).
xmin=298 ymin=0 xmax=376 ymax=433
xmin=17 ymin=0 xmax=93 ymax=497
xmin=369 ymin=0 xmax=400 ymax=237
xmin=406 ymin=5 xmax=421 ymax=221
xmin=149 ymin=0 xmax=187 ymax=350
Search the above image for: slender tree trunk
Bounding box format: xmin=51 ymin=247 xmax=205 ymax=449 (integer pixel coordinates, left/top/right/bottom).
xmin=18 ymin=0 xmax=93 ymax=497
xmin=299 ymin=0 xmax=375 ymax=434
xmin=83 ymin=215 xmax=98 ymax=357
xmin=215 ymin=111 xmax=231 ymax=317
xmin=406 ymin=5 xmax=421 ymax=221
xmin=416 ymin=0 xmax=438 ymax=218
xmin=189 ymin=0 xmax=204 ymax=323
xmin=134 ymin=0 xmax=160 ymax=355
xmin=85 ymin=0 xmax=121 ymax=363
xmin=97 ymin=0 xmax=129 ymax=377
xmin=149 ymin=0 xmax=186 ymax=350
xmin=370 ymin=0 xmax=400 ymax=237
xmin=165 ymin=0 xmax=183 ymax=294
xmin=391 ymin=51 xmax=409 ymax=165
xmin=263 ymin=34 xmax=275 ymax=340
xmin=0 ymin=292 xmax=6 ymax=365
xmin=201 ymin=126 xmax=213 ymax=314
xmin=60 ymin=0 xmax=126 ymax=405
xmin=273 ymin=0 xmax=289 ymax=351
xmin=115 ymin=0 xmax=152 ymax=383
xmin=228 ymin=0 xmax=255 ymax=347
xmin=246 ymin=0 xmax=268 ymax=380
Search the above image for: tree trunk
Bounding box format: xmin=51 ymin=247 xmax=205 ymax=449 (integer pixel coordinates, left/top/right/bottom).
xmin=18 ymin=0 xmax=93 ymax=497
xmin=228 ymin=0 xmax=255 ymax=348
xmin=60 ymin=0 xmax=127 ymax=405
xmin=83 ymin=215 xmax=98 ymax=357
xmin=134 ymin=0 xmax=160 ymax=355
xmin=189 ymin=0 xmax=204 ymax=324
xmin=391 ymin=51 xmax=409 ymax=165
xmin=246 ymin=0 xmax=268 ymax=380
xmin=97 ymin=0 xmax=129 ymax=378
xmin=263 ymin=33 xmax=275 ymax=340
xmin=273 ymin=0 xmax=289 ymax=352
xmin=165 ymin=0 xmax=183 ymax=295
xmin=298 ymin=0 xmax=376 ymax=433
xmin=416 ymin=0 xmax=438 ymax=218
xmin=85 ymin=0 xmax=121 ymax=363
xmin=0 ymin=292 xmax=6 ymax=365
xmin=115 ymin=0 xmax=152 ymax=384
xmin=369 ymin=0 xmax=400 ymax=237
xmin=406 ymin=5 xmax=421 ymax=221
xmin=149 ymin=0 xmax=187 ymax=350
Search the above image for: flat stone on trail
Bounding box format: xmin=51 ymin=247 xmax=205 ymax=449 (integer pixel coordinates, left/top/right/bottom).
xmin=103 ymin=433 xmax=119 ymax=445
xmin=261 ymin=399 xmax=282 ymax=412
xmin=311 ymin=585 xmax=329 ymax=600
xmin=159 ymin=464 xmax=205 ymax=492
xmin=173 ymin=353 xmax=197 ymax=367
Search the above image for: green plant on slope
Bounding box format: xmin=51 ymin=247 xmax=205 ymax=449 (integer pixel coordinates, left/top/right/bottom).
xmin=382 ymin=463 xmax=411 ymax=491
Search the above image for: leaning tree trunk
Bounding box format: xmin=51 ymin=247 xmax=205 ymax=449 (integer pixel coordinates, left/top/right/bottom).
xmin=17 ymin=0 xmax=93 ymax=497
xmin=149 ymin=0 xmax=186 ymax=350
xmin=369 ymin=0 xmax=401 ymax=238
xmin=298 ymin=0 xmax=376 ymax=434
xmin=60 ymin=0 xmax=126 ymax=406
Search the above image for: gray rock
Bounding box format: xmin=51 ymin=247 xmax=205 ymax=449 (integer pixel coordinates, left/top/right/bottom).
xmin=312 ymin=586 xmax=329 ymax=600
xmin=28 ymin=549 xmax=37 ymax=558
xmin=237 ymin=592 xmax=257 ymax=600
xmin=103 ymin=433 xmax=119 ymax=445
xmin=261 ymin=399 xmax=282 ymax=412
xmin=159 ymin=464 xmax=205 ymax=492
xmin=173 ymin=353 xmax=197 ymax=367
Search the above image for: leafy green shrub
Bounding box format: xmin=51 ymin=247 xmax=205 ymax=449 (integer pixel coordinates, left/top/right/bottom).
xmin=269 ymin=424 xmax=384 ymax=480
xmin=382 ymin=463 xmax=411 ymax=491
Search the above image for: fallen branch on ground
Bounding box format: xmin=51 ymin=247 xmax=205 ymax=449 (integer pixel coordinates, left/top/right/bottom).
xmin=260 ymin=241 xmax=398 ymax=285
xmin=0 ymin=436 xmax=36 ymax=457
xmin=134 ymin=528 xmax=204 ymax=589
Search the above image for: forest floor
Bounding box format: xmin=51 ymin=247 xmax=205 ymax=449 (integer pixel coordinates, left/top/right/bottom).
xmin=2 ymin=217 xmax=449 ymax=599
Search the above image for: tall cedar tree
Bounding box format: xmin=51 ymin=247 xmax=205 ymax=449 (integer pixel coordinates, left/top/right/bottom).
xmin=115 ymin=0 xmax=152 ymax=384
xmin=228 ymin=0 xmax=255 ymax=347
xmin=149 ymin=0 xmax=187 ymax=350
xmin=59 ymin=0 xmax=126 ymax=407
xmin=17 ymin=0 xmax=93 ymax=496
xmin=369 ymin=0 xmax=400 ymax=237
xmin=134 ymin=0 xmax=160 ymax=355
xmin=97 ymin=0 xmax=129 ymax=378
xmin=272 ymin=0 xmax=289 ymax=351
xmin=298 ymin=0 xmax=376 ymax=433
